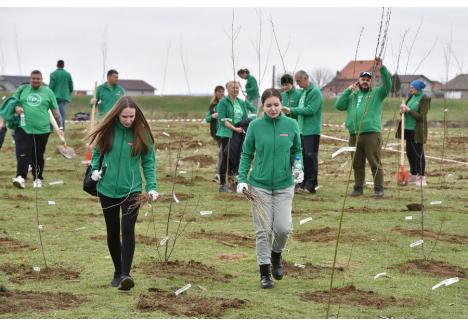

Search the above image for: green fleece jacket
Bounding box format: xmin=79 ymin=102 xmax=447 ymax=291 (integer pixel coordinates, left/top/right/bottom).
xmin=281 ymin=88 xmax=300 ymax=108
xmin=289 ymin=84 xmax=323 ymax=136
xmin=91 ymin=122 xmax=157 ymax=198
xmin=245 ymin=75 xmax=260 ymax=101
xmin=216 ymin=96 xmax=256 ymax=138
xmin=238 ymin=113 xmax=302 ymax=191
xmin=49 ymin=68 xmax=74 ymax=102
xmin=95 ymin=82 xmax=125 ymax=120
xmin=335 ymin=66 xmax=392 ymax=135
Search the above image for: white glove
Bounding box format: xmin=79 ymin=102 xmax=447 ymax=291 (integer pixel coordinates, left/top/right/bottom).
xmin=91 ymin=170 xmax=102 ymax=181
xmin=148 ymin=190 xmax=159 ymax=202
xmin=237 ymin=182 xmax=248 ymax=194
xmin=293 ymin=170 xmax=304 ymax=184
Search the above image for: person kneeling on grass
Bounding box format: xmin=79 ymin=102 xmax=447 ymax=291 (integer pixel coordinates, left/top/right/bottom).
xmin=237 ymin=88 xmax=303 ymax=289
xmin=88 ymin=96 xmax=158 ymax=291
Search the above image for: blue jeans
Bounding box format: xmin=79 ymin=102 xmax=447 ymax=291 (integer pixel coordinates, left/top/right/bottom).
xmin=58 ymin=101 xmax=69 ymax=131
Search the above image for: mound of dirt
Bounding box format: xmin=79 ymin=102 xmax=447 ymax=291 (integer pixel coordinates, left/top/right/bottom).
xmin=0 ymin=287 xmax=82 ymax=315
xmin=393 ymin=226 xmax=468 ymax=245
xmin=392 ymin=259 xmax=466 ymax=278
xmin=137 ymin=288 xmax=247 ymax=317
xmin=283 ymin=261 xmax=344 ymax=279
xmin=137 ymin=260 xmax=233 ymax=283
xmin=406 ymin=203 xmax=423 ymax=211
xmin=182 ymin=155 xmax=216 ymax=168
xmin=300 ymin=285 xmax=415 ymax=309
xmin=213 ymin=253 xmax=248 ymax=261
xmin=0 ymin=237 xmax=28 ymax=253
xmin=294 ymin=227 xmax=367 ymax=243
xmin=190 ymin=231 xmax=255 ymax=248
xmin=0 ymin=264 xmax=80 ymax=284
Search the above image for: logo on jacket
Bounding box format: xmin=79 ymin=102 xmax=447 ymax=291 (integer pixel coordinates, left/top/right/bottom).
xmin=279 ymin=133 xmax=288 ymax=137
xmin=27 ymin=94 xmax=42 ymax=107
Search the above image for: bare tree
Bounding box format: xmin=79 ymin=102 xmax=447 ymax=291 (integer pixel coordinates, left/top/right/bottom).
xmin=310 ymin=68 xmax=334 ymax=90
xmin=224 ymin=9 xmax=241 ymax=81
xmin=14 ymin=26 xmax=22 ymax=74
xmin=101 ymin=25 xmax=108 ymax=82
xmin=160 ymin=40 xmax=171 ymax=96
xmin=179 ymin=39 xmax=191 ymax=95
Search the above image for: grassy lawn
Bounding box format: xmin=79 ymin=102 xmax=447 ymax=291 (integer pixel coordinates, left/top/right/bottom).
xmin=0 ymin=98 xmax=466 ymax=318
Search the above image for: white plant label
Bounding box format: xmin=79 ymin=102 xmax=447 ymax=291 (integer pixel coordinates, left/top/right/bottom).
xmin=366 ymin=181 xmax=374 ymax=186
xmin=432 ymin=277 xmax=459 ymax=290
xmin=374 ymin=272 xmax=391 ymax=280
xmin=175 ymin=283 xmax=192 ymax=296
xmin=299 ymin=217 xmax=312 ymax=225
xmin=75 ymin=227 xmax=86 ymax=231
xmin=33 ymin=266 xmax=41 ymax=272
xmin=48 ymin=201 xmax=56 ymax=205
xmin=49 ymin=180 xmax=64 ymax=185
xmin=38 ymin=225 xmax=43 ymax=230
xmin=294 ymin=263 xmax=306 ymax=269
xmin=200 ymin=211 xmax=212 ymax=216
xmin=159 ymin=236 xmax=169 ymax=246
xmin=331 ymin=146 xmax=356 ymax=159
xmin=179 ymin=171 xmax=187 ymax=174
xmin=173 ymin=193 xmax=180 ymax=203
xmin=162 ymin=132 xmax=170 ymax=137
xmin=430 ymin=201 xmax=442 ymax=205
xmin=410 ymin=239 xmax=424 ymax=248
xmin=405 ymin=216 xmax=413 ymax=220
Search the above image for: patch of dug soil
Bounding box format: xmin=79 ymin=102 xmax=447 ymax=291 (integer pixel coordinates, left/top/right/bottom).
xmin=300 ymin=285 xmax=415 ymax=309
xmin=137 ymin=288 xmax=246 ymax=317
xmin=392 ymin=259 xmax=466 ymax=278
xmin=159 ymin=176 xmax=194 ymax=185
xmin=294 ymin=227 xmax=368 ymax=243
xmin=393 ymin=226 xmax=468 ymax=245
xmin=90 ymin=234 xmax=160 ymax=245
xmin=137 ymin=260 xmax=233 ymax=283
xmin=156 ymin=140 xmax=203 ymax=151
xmin=158 ymin=193 xmax=194 ymax=203
xmin=0 ymin=264 xmax=80 ymax=284
xmin=283 ymin=261 xmax=344 ymax=279
xmin=0 ymin=237 xmax=28 ymax=253
xmin=0 ymin=287 xmax=82 ymax=315
xmin=182 ymin=155 xmax=216 ymax=168
xmin=213 ymin=253 xmax=248 ymax=261
xmin=1 ymin=194 xmax=33 ymax=201
xmin=190 ymin=231 xmax=255 ymax=248
xmin=345 ymin=206 xmax=404 ymax=213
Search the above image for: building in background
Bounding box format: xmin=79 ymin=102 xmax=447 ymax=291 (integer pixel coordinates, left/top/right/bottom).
xmin=441 ymin=74 xmax=468 ymax=99
xmin=118 ymin=79 xmax=157 ymax=96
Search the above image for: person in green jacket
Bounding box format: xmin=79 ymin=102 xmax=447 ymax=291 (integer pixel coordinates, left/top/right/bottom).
xmin=237 ymin=88 xmax=303 ymax=289
xmin=205 ymin=85 xmax=225 ymax=182
xmin=49 ymin=60 xmax=73 ymax=130
xmin=335 ymin=58 xmax=392 ymax=197
xmin=237 ymin=69 xmax=260 ymax=111
xmin=282 ymin=70 xmax=323 ymax=194
xmin=396 ymin=80 xmax=430 ymax=187
xmin=12 ymin=70 xmax=63 ymax=189
xmin=88 ymin=96 xmax=158 ymax=291
xmin=91 ymin=69 xmax=125 ymax=121
xmin=280 ymin=73 xmax=300 ymax=108
xmin=216 ymin=80 xmax=256 ymax=192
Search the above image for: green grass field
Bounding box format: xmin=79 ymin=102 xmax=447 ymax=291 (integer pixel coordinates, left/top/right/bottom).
xmin=0 ymin=98 xmax=466 ymax=318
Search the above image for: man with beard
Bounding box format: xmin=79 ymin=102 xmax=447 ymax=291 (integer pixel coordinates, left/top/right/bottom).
xmin=335 ymin=58 xmax=392 ymax=198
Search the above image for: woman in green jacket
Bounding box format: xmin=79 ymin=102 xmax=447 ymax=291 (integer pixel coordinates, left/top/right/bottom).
xmin=397 ymin=80 xmax=430 ymax=187
xmin=89 ymin=96 xmax=158 ymax=291
xmin=205 ymin=85 xmax=225 ymax=182
xmin=237 ymin=88 xmax=303 ymax=289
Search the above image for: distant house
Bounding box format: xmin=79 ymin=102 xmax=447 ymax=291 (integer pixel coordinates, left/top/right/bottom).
xmin=441 ymin=74 xmax=468 ymax=99
xmin=0 ymin=75 xmax=32 ymax=92
xmin=396 ymin=74 xmax=441 ymax=98
xmin=118 ymin=79 xmax=157 ymax=96
xmin=323 ymin=60 xmax=383 ymax=98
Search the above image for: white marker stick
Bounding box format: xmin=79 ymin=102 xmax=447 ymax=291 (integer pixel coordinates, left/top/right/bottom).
xmin=175 ymin=283 xmax=192 ymax=296
xmin=200 ymin=211 xmax=212 ymax=216
xmin=162 ymin=132 xmax=170 ymax=137
xmin=173 ymin=193 xmax=179 ymax=203
xmin=299 ymin=217 xmax=312 ymax=225
xmin=49 ymin=180 xmax=64 ymax=185
xmin=294 ymin=263 xmax=306 ymax=268
xmin=331 ymin=146 xmax=356 ymax=159
xmin=430 ymin=201 xmax=442 ymax=205
xmin=410 ymin=239 xmax=424 ymax=248
xmin=405 ymin=216 xmax=413 ymax=220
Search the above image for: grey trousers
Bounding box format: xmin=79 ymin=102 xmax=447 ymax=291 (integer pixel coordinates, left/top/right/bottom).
xmin=250 ymin=185 xmax=295 ymax=265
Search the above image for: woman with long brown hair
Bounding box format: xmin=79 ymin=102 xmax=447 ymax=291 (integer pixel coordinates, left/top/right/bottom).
xmin=88 ymin=96 xmax=158 ymax=291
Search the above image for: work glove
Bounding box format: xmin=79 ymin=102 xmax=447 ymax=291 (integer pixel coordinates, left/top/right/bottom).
xmin=91 ymin=170 xmax=102 ymax=181
xmin=293 ymin=169 xmax=304 ymax=184
xmin=148 ymin=190 xmax=159 ymax=202
xmin=237 ymin=182 xmax=248 ymax=194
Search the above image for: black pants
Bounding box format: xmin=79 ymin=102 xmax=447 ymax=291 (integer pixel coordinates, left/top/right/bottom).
xmin=0 ymin=126 xmax=6 ymax=150
xmin=98 ymin=192 xmax=140 ymax=277
xmin=219 ymin=137 xmax=232 ymax=185
xmin=15 ymin=127 xmax=50 ymax=180
xmin=301 ymin=135 xmax=320 ymax=191
xmin=405 ymin=130 xmax=425 ymax=176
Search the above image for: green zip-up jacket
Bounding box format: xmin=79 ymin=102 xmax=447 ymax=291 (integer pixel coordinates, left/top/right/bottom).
xmin=91 ymin=122 xmax=157 ymax=198
xmin=216 ymin=96 xmax=256 ymax=138
xmin=49 ymin=68 xmax=74 ymax=102
xmin=289 ymin=84 xmax=323 ymax=136
xmin=281 ymin=88 xmax=300 ymax=108
xmin=94 ymin=82 xmax=125 ymax=120
xmin=238 ymin=113 xmax=302 ymax=191
xmin=396 ymin=93 xmax=430 ymax=144
xmin=245 ymin=75 xmax=260 ymax=101
xmin=335 ymin=66 xmax=392 ymax=135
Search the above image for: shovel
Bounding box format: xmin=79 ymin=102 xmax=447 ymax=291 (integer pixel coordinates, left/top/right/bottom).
xmin=396 ymin=106 xmax=410 ymax=185
xmin=49 ymin=109 xmax=75 ymax=159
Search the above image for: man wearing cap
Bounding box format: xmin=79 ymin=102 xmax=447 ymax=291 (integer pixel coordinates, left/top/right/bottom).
xmin=335 ymin=58 xmax=392 ymax=197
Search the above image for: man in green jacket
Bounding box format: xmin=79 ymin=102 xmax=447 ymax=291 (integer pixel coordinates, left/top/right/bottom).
xmin=280 ymin=74 xmax=300 ymax=108
xmin=335 ymin=58 xmax=392 ymax=197
xmin=282 ymin=70 xmax=323 ymax=193
xmin=49 ymin=60 xmax=73 ymax=130
xmin=91 ymin=69 xmax=125 ymax=121
xmin=238 ymin=69 xmax=260 ymax=113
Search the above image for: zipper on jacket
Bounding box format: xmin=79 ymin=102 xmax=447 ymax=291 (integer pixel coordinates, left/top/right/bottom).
xmin=272 ymin=118 xmax=276 ymax=190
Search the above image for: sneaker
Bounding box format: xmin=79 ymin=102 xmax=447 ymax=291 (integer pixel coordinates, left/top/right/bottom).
xmin=110 ymin=273 xmax=121 ymax=287
xmin=373 ymin=187 xmax=384 ymax=198
xmin=118 ymin=276 xmax=135 ymax=291
xmin=219 ymin=184 xmax=233 ymax=193
xmin=414 ymin=176 xmax=427 ymax=187
xmin=408 ymin=174 xmax=418 ymax=184
xmin=350 ymin=186 xmax=363 ymax=197
xmin=12 ymin=176 xmax=25 ymax=189
xmin=33 ymin=179 xmax=42 ymax=188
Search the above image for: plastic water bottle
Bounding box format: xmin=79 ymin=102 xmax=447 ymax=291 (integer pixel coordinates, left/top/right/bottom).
xmin=20 ymin=113 xmax=26 ymax=127
xmin=293 ymin=155 xmax=302 ymax=171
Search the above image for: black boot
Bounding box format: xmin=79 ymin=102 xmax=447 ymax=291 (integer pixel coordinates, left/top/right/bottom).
xmin=259 ymin=264 xmax=274 ymax=289
xmin=110 ymin=272 xmax=121 ymax=287
xmin=350 ymin=186 xmax=363 ymax=196
xmin=271 ymin=251 xmax=284 ymax=280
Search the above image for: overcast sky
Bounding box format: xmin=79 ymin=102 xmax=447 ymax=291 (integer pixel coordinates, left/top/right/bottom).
xmin=0 ymin=7 xmax=467 ymax=95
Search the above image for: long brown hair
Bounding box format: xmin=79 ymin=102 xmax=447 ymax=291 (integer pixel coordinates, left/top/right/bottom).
xmin=209 ymin=85 xmax=225 ymax=107
xmin=88 ymin=96 xmax=155 ymax=156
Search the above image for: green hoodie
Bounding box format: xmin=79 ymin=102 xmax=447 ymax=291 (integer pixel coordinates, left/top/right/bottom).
xmin=238 ymin=113 xmax=302 ymax=191
xmin=245 ymin=75 xmax=260 ymax=101
xmin=404 ymin=91 xmax=424 ymax=130
xmin=91 ymin=122 xmax=157 ymax=198
xmin=335 ymin=66 xmax=392 ymax=135
xmin=49 ymin=68 xmax=74 ymax=102
xmin=281 ymin=88 xmax=300 ymax=108
xmin=216 ymin=96 xmax=256 ymax=138
xmin=95 ymin=82 xmax=125 ymax=120
xmin=289 ymin=84 xmax=323 ymax=136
